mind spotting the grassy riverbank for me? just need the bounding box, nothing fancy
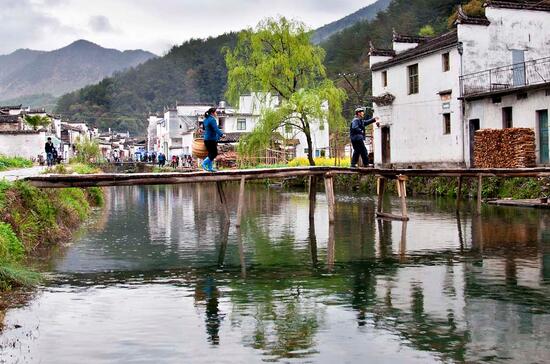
[0,155,33,171]
[0,180,104,291]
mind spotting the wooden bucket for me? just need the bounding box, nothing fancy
[192,138,208,158]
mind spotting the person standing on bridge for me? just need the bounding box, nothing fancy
[350,107,379,168]
[45,137,55,167]
[201,107,224,172]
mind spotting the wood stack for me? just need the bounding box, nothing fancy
[473,128,536,168]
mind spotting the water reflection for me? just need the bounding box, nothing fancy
[1,184,549,363]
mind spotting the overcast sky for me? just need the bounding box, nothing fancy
[0,0,376,55]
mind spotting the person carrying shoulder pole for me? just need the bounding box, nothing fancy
[201,107,224,172]
[350,107,379,168]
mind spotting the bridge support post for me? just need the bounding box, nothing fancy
[477,175,483,215]
[216,181,230,222]
[324,174,335,224]
[456,176,463,211]
[308,176,317,220]
[376,175,410,221]
[236,177,246,228]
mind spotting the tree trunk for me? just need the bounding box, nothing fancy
[304,119,315,166]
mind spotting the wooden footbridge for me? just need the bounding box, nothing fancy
[24,166,550,225]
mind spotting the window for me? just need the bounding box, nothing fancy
[319,123,325,131]
[492,96,502,104]
[382,71,388,87]
[442,53,450,72]
[517,92,528,100]
[304,148,309,155]
[408,64,419,94]
[315,149,320,157]
[237,118,246,131]
[443,113,451,134]
[502,107,513,128]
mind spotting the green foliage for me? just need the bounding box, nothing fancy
[419,25,436,36]
[0,222,24,262]
[74,137,101,163]
[0,264,41,290]
[86,187,104,206]
[226,17,347,166]
[0,181,104,290]
[448,0,485,28]
[23,114,51,130]
[57,188,90,221]
[0,155,33,171]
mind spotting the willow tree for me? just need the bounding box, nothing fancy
[225,17,346,166]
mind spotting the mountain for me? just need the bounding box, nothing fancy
[55,34,237,135]
[311,0,392,44]
[0,40,156,104]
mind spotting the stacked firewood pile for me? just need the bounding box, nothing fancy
[217,151,237,168]
[473,128,536,168]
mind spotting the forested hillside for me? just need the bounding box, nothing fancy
[55,0,469,135]
[311,0,391,44]
[56,34,236,134]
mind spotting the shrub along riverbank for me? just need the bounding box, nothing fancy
[332,174,548,200]
[0,180,104,292]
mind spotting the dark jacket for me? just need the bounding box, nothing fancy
[350,116,376,142]
[203,115,223,141]
[45,141,54,154]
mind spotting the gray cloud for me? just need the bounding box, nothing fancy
[89,15,115,33]
[0,0,78,54]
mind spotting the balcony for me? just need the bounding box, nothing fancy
[460,56,550,98]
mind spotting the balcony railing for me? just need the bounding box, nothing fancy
[460,56,550,97]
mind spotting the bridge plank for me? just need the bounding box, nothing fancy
[24,166,550,188]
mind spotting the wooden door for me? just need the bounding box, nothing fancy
[381,126,390,164]
[539,110,549,164]
[469,119,480,166]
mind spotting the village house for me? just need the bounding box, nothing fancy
[369,0,550,167]
[149,93,331,163]
[0,105,57,161]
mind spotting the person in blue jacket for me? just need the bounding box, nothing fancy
[202,107,224,172]
[350,107,379,168]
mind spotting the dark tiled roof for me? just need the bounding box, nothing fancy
[455,5,491,25]
[371,31,458,71]
[486,0,550,11]
[0,115,20,123]
[220,132,245,143]
[0,130,40,135]
[392,31,432,44]
[369,47,396,57]
[0,105,22,110]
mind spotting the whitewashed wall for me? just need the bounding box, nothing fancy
[0,131,45,160]
[372,47,463,167]
[459,8,550,75]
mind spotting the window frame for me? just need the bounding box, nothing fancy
[382,70,388,87]
[442,52,450,72]
[443,113,451,135]
[236,118,246,131]
[408,64,419,95]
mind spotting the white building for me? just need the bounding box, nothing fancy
[150,93,331,162]
[369,0,550,167]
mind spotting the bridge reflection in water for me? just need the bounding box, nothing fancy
[1,184,549,363]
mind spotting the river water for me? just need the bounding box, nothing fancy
[1,184,549,363]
